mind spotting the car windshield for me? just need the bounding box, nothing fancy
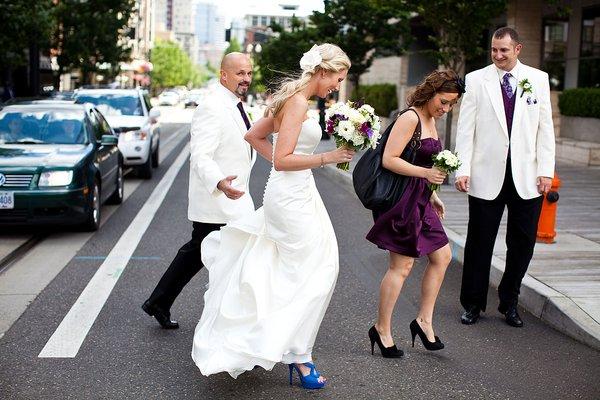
[0,109,88,145]
[75,93,143,116]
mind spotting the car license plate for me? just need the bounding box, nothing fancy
[0,191,14,209]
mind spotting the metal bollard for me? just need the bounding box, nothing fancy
[536,173,561,244]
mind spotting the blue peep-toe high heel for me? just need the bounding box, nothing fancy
[288,362,326,389]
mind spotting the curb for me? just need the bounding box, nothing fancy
[321,163,600,351]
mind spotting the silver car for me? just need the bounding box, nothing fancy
[74,89,160,179]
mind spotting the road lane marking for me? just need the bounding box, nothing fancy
[73,256,162,261]
[161,124,188,149]
[39,146,190,358]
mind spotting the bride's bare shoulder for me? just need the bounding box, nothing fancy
[282,94,309,112]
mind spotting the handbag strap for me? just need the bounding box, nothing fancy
[377,108,423,159]
[403,108,422,147]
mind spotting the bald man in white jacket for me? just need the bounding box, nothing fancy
[142,53,256,329]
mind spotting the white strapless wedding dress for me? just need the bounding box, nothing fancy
[192,118,339,378]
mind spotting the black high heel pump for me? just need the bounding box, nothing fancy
[368,326,404,358]
[409,319,444,351]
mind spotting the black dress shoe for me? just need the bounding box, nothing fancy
[502,307,523,328]
[461,306,481,325]
[142,300,179,329]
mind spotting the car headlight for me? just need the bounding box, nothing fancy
[39,170,73,187]
[120,130,148,141]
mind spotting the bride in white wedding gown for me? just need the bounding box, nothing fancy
[191,44,353,389]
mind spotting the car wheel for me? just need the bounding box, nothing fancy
[137,151,153,179]
[82,179,101,231]
[152,140,159,168]
[107,164,124,204]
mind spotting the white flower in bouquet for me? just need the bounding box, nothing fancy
[360,104,375,115]
[349,109,366,125]
[325,100,381,170]
[337,120,355,141]
[351,130,365,146]
[429,150,462,191]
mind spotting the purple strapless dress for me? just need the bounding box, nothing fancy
[366,138,449,258]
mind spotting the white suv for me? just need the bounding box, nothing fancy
[74,89,160,179]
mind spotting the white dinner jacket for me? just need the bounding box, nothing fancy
[188,84,256,224]
[454,61,555,200]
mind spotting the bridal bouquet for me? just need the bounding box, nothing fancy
[429,150,461,191]
[325,101,381,171]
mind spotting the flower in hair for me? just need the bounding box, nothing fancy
[299,45,322,73]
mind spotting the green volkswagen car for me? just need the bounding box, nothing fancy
[0,101,123,231]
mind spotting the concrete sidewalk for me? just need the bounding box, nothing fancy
[316,138,600,350]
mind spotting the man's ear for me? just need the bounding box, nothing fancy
[515,43,523,54]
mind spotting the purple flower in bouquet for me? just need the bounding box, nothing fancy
[324,100,382,171]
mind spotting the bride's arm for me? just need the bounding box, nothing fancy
[273,95,354,172]
[244,116,274,161]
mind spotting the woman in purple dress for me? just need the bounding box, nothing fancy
[366,70,465,356]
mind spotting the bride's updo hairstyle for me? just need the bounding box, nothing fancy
[406,70,465,107]
[267,43,351,116]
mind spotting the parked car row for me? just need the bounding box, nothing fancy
[0,88,161,231]
[157,87,209,108]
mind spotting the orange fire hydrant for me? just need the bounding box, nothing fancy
[537,174,561,244]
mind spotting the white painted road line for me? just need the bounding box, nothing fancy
[39,146,190,358]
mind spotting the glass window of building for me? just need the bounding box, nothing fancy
[579,6,600,87]
[542,19,568,90]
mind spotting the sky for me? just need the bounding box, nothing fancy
[204,0,326,24]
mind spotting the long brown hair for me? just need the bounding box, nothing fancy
[406,70,465,107]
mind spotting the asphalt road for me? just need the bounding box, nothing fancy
[0,123,598,399]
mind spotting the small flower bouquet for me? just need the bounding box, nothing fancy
[429,150,462,191]
[325,101,381,170]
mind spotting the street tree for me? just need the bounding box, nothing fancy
[0,0,54,69]
[310,0,413,89]
[415,0,506,149]
[257,18,319,90]
[151,40,204,89]
[224,37,242,55]
[52,0,135,85]
[0,0,54,96]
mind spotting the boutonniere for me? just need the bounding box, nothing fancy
[518,78,533,98]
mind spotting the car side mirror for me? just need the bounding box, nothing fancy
[100,135,118,146]
[149,108,161,119]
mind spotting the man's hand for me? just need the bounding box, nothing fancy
[537,176,552,194]
[455,176,470,192]
[217,175,245,200]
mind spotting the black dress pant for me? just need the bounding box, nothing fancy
[146,221,224,312]
[460,166,543,312]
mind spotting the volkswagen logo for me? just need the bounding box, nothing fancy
[0,173,5,187]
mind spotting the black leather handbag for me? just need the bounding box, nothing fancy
[352,108,422,212]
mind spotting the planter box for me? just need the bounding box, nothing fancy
[560,115,600,143]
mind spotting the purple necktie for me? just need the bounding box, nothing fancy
[502,73,514,99]
[236,102,253,158]
[236,102,252,130]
